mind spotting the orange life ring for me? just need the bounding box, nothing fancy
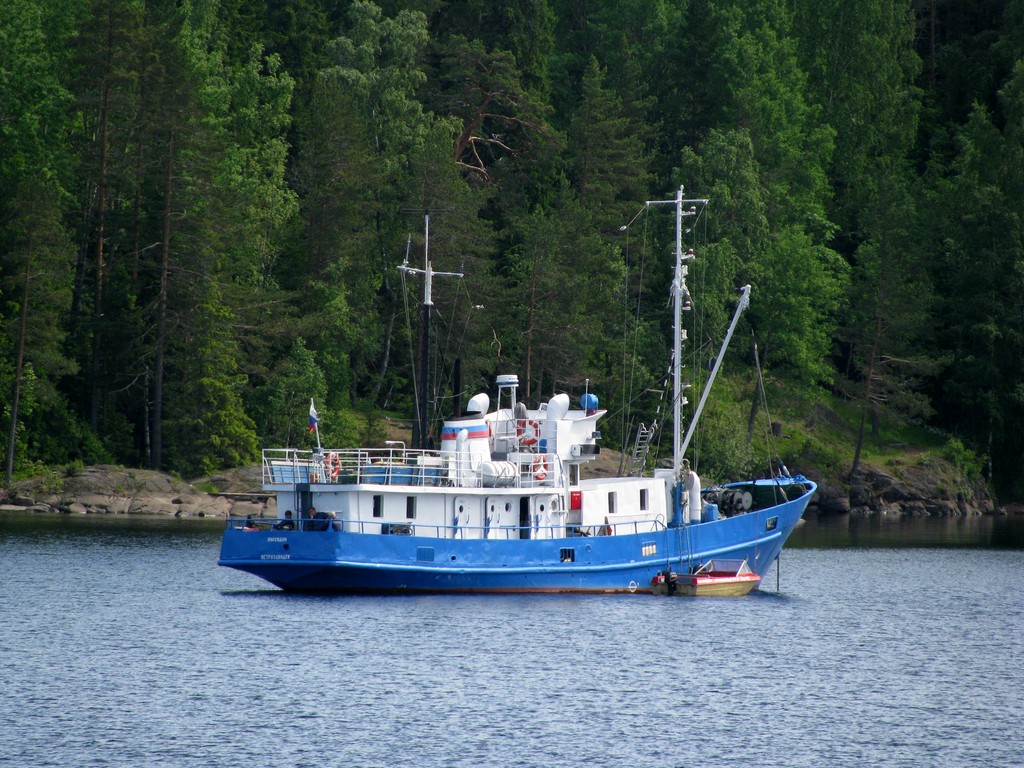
[517,419,540,446]
[533,455,548,481]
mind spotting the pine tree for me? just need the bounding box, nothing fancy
[566,56,650,233]
[0,0,78,481]
[68,0,144,436]
[923,101,1024,493]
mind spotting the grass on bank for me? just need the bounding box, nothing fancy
[748,376,984,488]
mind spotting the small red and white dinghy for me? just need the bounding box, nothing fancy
[651,558,761,597]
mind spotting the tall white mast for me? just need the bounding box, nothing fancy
[645,187,706,474]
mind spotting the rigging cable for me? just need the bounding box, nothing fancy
[633,214,656,456]
[752,336,789,505]
[619,208,660,473]
[398,234,421,429]
[621,206,651,441]
[641,205,677,471]
[619,213,634,466]
[433,277,460,417]
[434,279,481,416]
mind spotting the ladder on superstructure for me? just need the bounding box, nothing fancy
[627,420,657,476]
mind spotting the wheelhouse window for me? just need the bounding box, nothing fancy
[372,494,383,518]
[608,491,617,515]
[640,488,649,511]
[406,496,417,520]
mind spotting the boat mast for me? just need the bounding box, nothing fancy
[398,214,463,449]
[645,187,706,474]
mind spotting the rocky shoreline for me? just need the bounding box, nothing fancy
[0,457,1010,520]
[0,465,276,520]
[799,458,1000,517]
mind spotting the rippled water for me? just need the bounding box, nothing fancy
[1,514,1021,768]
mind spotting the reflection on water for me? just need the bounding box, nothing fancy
[0,511,225,537]
[4,509,1023,549]
[791,512,1024,549]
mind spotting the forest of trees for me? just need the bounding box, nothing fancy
[2,0,1023,495]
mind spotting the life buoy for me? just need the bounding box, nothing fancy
[517,419,540,446]
[533,455,548,481]
[327,452,340,480]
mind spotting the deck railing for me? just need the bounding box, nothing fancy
[228,514,666,540]
[262,447,562,489]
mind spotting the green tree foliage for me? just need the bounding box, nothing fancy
[306,1,448,410]
[549,0,669,124]
[431,0,556,98]
[924,101,1024,494]
[566,57,651,232]
[1,0,1022,495]
[501,192,623,403]
[208,41,299,387]
[398,120,496,410]
[289,74,379,406]
[0,0,82,480]
[432,34,554,183]
[794,0,920,232]
[68,0,144,436]
[791,0,932,478]
[249,338,327,448]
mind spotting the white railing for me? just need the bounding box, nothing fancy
[262,447,562,489]
[228,514,667,540]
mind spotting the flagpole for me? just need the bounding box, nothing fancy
[310,398,322,452]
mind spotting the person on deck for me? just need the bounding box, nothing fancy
[302,507,317,531]
[306,506,331,531]
[314,508,331,531]
[273,509,295,530]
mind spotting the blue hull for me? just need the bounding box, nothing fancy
[218,482,814,594]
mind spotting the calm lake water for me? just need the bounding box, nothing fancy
[1,512,1022,768]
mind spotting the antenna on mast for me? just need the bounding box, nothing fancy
[644,187,708,474]
[398,212,463,449]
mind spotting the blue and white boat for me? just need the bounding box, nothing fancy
[219,188,816,593]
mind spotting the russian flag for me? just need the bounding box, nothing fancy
[309,400,319,432]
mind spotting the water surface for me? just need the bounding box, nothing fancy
[1,513,1021,767]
